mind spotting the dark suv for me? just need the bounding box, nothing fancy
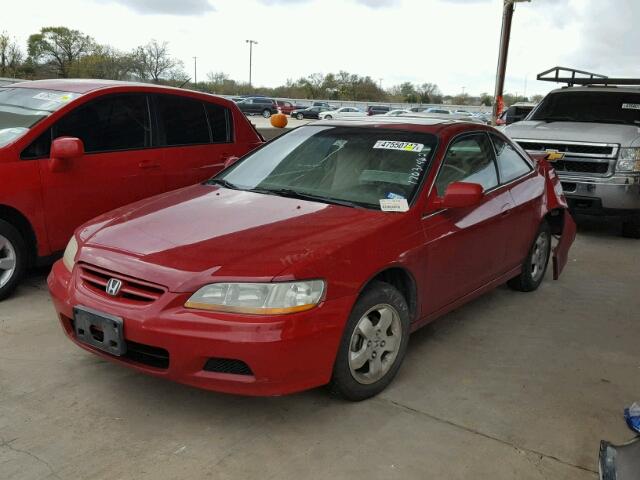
[367,105,390,116]
[236,97,279,118]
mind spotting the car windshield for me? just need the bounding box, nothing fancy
[530,91,640,125]
[212,126,437,210]
[0,87,81,147]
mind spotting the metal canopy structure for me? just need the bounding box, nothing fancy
[537,66,640,87]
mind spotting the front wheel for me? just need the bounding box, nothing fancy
[0,220,27,301]
[262,109,272,118]
[508,221,551,292]
[296,113,304,120]
[329,281,410,401]
[324,115,333,120]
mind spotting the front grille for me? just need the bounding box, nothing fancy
[550,160,610,174]
[516,140,616,157]
[203,358,253,376]
[125,341,170,369]
[79,263,165,304]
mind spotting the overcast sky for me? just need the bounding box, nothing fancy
[4,0,640,96]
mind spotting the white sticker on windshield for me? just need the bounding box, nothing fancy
[622,103,640,110]
[380,198,409,212]
[32,92,75,103]
[374,140,424,153]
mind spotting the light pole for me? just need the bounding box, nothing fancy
[193,56,197,85]
[492,0,531,124]
[246,40,258,86]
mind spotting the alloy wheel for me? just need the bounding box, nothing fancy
[530,231,550,282]
[0,234,17,289]
[348,303,402,385]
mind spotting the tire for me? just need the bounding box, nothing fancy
[324,115,333,120]
[508,221,552,292]
[0,219,27,301]
[622,217,640,239]
[296,113,304,120]
[262,109,272,118]
[329,281,410,401]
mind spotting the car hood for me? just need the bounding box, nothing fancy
[78,185,396,292]
[505,121,640,146]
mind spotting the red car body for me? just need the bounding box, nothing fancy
[48,120,576,396]
[0,79,263,263]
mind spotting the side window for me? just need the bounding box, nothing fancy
[21,128,52,160]
[54,94,150,153]
[205,103,232,143]
[491,135,532,183]
[435,134,498,196]
[155,95,210,146]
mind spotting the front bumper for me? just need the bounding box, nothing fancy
[558,173,640,216]
[48,260,354,396]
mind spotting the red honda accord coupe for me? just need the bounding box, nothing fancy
[48,118,576,400]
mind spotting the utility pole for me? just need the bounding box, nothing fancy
[379,78,383,89]
[246,40,258,86]
[492,0,531,124]
[193,56,197,85]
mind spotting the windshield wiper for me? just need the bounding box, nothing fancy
[207,178,242,190]
[248,187,371,209]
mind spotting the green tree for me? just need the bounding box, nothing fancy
[28,26,95,77]
[78,45,134,80]
[479,92,493,106]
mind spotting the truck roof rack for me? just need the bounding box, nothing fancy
[537,66,640,87]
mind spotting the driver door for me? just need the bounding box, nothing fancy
[420,133,514,315]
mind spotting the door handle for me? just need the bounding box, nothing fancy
[138,160,160,169]
[500,204,513,217]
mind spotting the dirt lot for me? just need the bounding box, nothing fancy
[1,217,639,480]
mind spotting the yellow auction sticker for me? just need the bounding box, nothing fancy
[373,140,424,153]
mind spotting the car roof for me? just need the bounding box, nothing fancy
[549,86,640,95]
[314,115,488,134]
[5,78,192,95]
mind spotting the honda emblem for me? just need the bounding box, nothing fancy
[105,278,123,297]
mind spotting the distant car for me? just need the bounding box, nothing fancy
[236,97,279,118]
[367,105,390,116]
[291,106,331,120]
[453,110,473,117]
[384,109,412,116]
[409,106,429,113]
[318,107,367,120]
[425,108,452,115]
[276,100,296,115]
[0,79,263,300]
[312,101,333,108]
[496,103,536,126]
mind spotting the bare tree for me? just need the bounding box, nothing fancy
[0,32,24,77]
[28,26,95,77]
[132,40,181,83]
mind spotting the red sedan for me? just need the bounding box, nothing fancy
[48,118,576,400]
[0,79,263,300]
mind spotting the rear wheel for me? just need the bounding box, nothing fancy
[622,217,640,239]
[262,109,272,118]
[508,221,551,292]
[0,220,27,301]
[296,113,304,120]
[324,115,333,120]
[329,281,410,401]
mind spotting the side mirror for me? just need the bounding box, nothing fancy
[223,156,240,169]
[435,182,483,209]
[49,137,84,173]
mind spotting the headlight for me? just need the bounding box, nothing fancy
[185,280,325,315]
[62,236,78,272]
[616,148,640,173]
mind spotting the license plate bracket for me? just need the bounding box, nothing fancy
[73,306,126,356]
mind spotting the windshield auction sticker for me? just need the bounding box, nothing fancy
[622,103,640,110]
[380,198,409,212]
[33,92,75,103]
[374,140,424,153]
